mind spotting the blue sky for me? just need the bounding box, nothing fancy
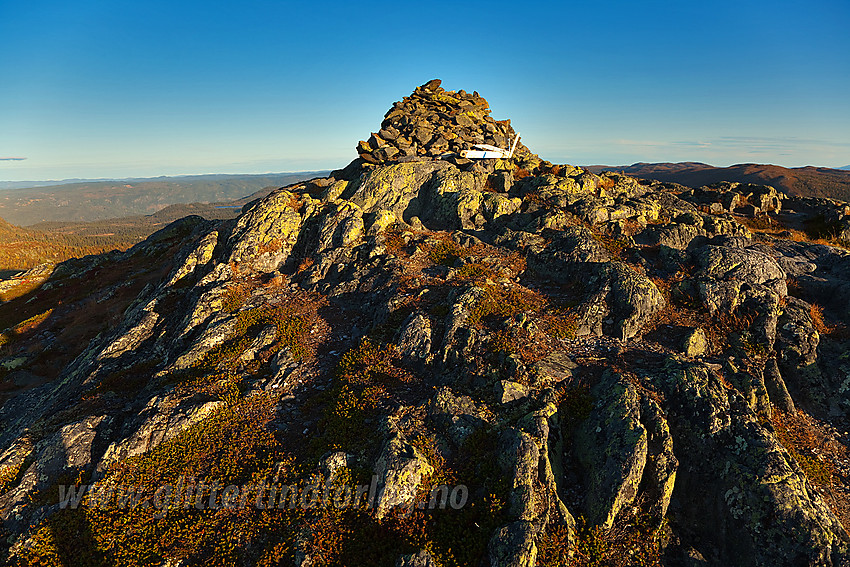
[1,0,849,181]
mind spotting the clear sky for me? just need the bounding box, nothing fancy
[1,0,849,181]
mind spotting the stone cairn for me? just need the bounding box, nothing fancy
[356,79,531,168]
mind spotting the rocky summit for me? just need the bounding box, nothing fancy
[1,81,850,566]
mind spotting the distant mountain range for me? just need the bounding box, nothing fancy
[0,183,291,271]
[0,172,328,225]
[586,162,850,202]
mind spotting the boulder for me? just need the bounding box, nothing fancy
[395,550,437,567]
[396,313,432,359]
[348,161,452,221]
[488,521,537,567]
[603,262,666,340]
[651,361,848,566]
[683,327,708,357]
[574,371,648,529]
[693,245,787,296]
[228,190,303,272]
[373,424,434,519]
[776,297,824,409]
[428,387,492,446]
[497,380,528,404]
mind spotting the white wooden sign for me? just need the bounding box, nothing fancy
[460,133,520,159]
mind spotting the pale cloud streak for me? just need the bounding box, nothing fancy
[614,137,850,152]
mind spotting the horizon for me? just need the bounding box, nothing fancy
[0,169,333,187]
[4,161,850,189]
[2,1,849,182]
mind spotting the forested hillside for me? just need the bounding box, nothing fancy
[0,172,326,225]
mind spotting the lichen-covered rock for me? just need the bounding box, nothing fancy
[483,193,522,221]
[374,424,434,519]
[535,226,611,274]
[428,387,493,446]
[697,279,743,314]
[96,301,161,361]
[603,261,666,340]
[169,312,235,371]
[763,357,796,413]
[166,230,219,287]
[440,286,485,363]
[228,189,303,272]
[683,327,708,357]
[533,351,577,385]
[776,296,824,409]
[640,398,678,520]
[498,429,541,521]
[395,549,437,567]
[531,234,663,340]
[497,380,528,404]
[652,361,848,566]
[97,396,223,472]
[314,201,365,254]
[693,245,787,295]
[348,161,452,221]
[239,324,277,362]
[423,167,488,229]
[574,371,648,529]
[396,313,432,359]
[3,80,850,567]
[488,521,538,567]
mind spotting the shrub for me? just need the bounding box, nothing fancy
[220,283,251,313]
[383,225,409,256]
[453,262,496,282]
[426,238,467,267]
[0,308,54,347]
[467,285,546,327]
[770,411,833,486]
[20,395,291,567]
[809,303,832,335]
[542,308,578,340]
[542,513,666,567]
[312,339,413,456]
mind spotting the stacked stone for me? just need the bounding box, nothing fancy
[356,79,528,166]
